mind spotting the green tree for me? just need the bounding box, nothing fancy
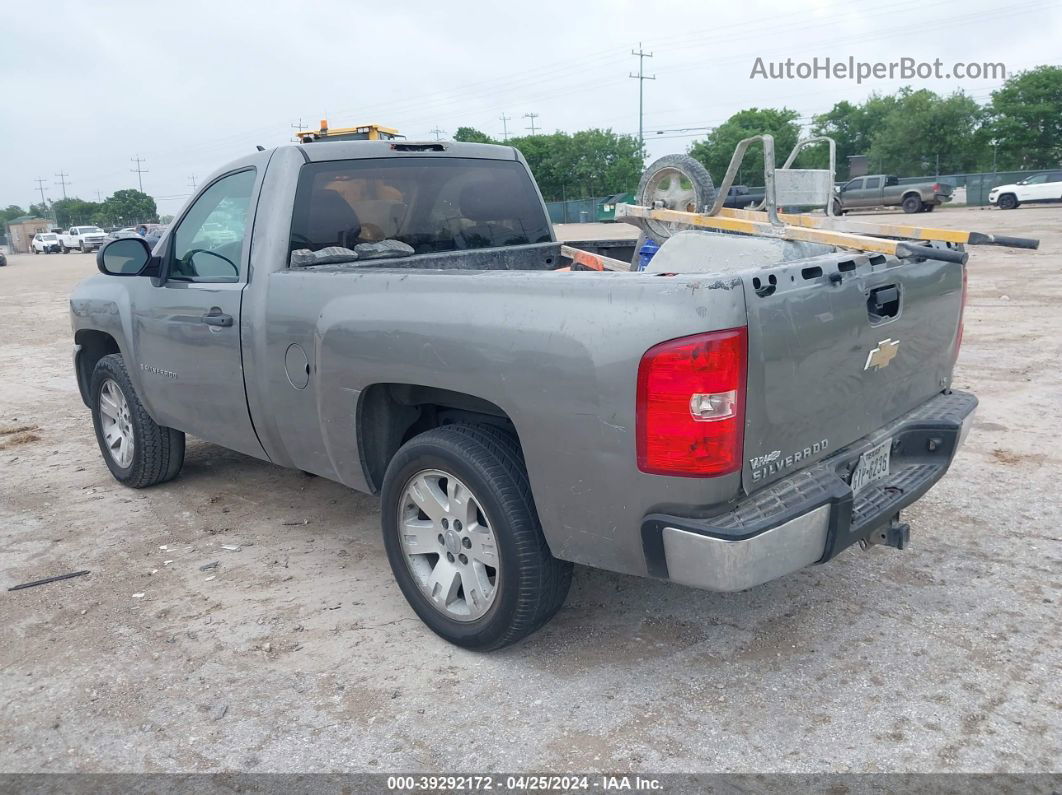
[810,94,900,178]
[688,108,801,184]
[29,202,52,220]
[986,65,1062,170]
[96,189,158,226]
[509,129,642,201]
[868,88,986,176]
[453,126,496,144]
[1,205,27,223]
[52,198,101,227]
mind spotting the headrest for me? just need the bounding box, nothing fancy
[306,189,361,245]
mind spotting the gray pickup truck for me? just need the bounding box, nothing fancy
[833,174,954,214]
[70,141,976,650]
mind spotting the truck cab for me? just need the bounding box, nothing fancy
[61,226,107,253]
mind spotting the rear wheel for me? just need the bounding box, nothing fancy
[90,354,185,488]
[61,244,68,254]
[997,193,1019,210]
[902,195,923,214]
[381,424,572,650]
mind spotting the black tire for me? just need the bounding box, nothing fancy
[61,245,68,254]
[32,247,39,255]
[997,193,1018,210]
[636,154,715,241]
[90,353,185,488]
[901,194,923,214]
[79,242,86,253]
[381,424,572,650]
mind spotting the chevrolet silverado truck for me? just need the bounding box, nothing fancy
[832,174,954,214]
[61,225,108,253]
[70,141,976,650]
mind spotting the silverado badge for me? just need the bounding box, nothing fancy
[864,338,899,371]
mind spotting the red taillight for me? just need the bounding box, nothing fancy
[954,265,968,361]
[636,328,747,477]
[932,183,941,193]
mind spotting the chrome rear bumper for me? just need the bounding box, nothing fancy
[642,390,977,592]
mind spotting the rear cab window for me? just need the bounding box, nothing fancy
[288,157,551,260]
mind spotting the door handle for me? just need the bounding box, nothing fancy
[201,309,233,327]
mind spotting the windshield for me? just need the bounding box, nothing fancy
[77,226,104,234]
[41,234,57,240]
[289,157,551,257]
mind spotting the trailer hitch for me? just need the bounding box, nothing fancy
[860,514,911,551]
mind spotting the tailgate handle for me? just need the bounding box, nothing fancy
[868,285,900,320]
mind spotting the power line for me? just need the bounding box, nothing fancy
[429,125,446,141]
[34,178,48,206]
[629,42,656,150]
[523,112,540,135]
[499,113,512,141]
[54,171,70,200]
[188,175,198,191]
[130,155,148,192]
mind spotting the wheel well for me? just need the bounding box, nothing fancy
[74,330,120,406]
[357,384,520,493]
[901,191,922,202]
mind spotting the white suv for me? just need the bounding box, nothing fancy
[32,232,62,254]
[989,171,1062,210]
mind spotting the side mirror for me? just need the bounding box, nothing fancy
[97,237,154,276]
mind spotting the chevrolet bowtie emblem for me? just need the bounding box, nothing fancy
[864,338,900,370]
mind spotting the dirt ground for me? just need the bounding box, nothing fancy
[1,206,1059,774]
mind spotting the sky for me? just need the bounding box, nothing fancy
[2,0,1059,217]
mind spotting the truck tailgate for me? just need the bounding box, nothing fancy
[740,252,964,493]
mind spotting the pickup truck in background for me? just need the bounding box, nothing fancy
[989,170,1062,209]
[833,174,954,214]
[70,141,976,650]
[61,225,108,253]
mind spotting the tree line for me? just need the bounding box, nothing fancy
[457,65,1061,198]
[1,189,159,229]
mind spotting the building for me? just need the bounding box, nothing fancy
[4,216,53,254]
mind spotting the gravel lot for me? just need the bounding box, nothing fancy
[1,206,1059,774]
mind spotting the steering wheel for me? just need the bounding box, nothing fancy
[182,248,238,279]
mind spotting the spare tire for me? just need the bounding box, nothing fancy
[636,155,715,241]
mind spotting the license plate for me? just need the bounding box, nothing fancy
[851,438,891,495]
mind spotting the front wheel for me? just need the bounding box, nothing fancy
[90,354,185,488]
[997,193,1019,210]
[381,424,572,650]
[61,245,68,254]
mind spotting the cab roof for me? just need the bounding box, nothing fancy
[296,140,520,162]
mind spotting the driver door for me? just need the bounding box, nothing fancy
[129,168,266,459]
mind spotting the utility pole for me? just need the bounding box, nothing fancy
[629,42,655,150]
[523,112,539,135]
[54,171,70,199]
[34,177,48,205]
[130,155,148,192]
[499,113,512,141]
[188,175,198,191]
[96,190,102,202]
[429,126,446,141]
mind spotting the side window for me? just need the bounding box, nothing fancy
[864,177,881,189]
[1024,174,1048,184]
[845,179,863,191]
[1047,172,1062,183]
[170,169,256,283]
